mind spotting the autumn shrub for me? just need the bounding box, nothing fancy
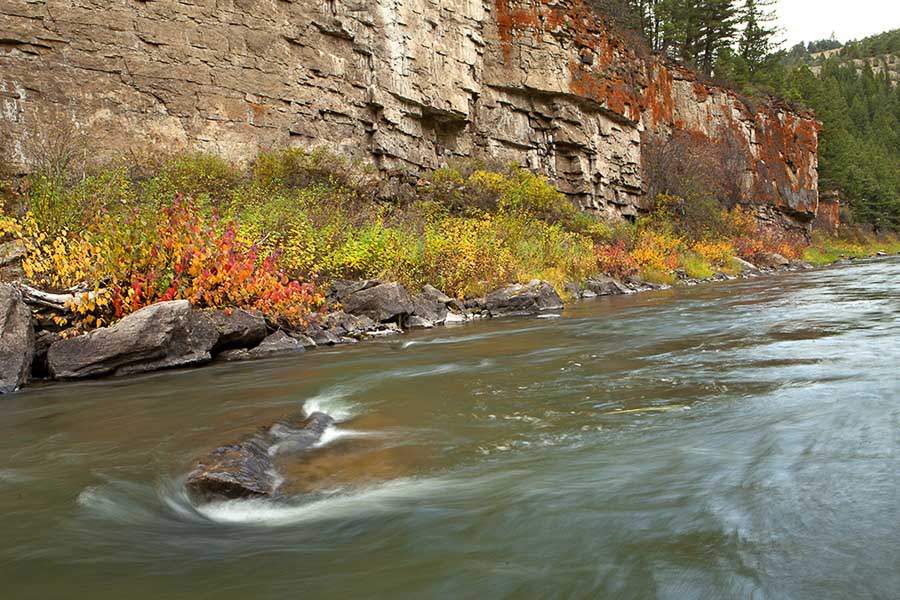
[422,215,514,298]
[630,229,682,274]
[252,147,382,201]
[496,215,596,292]
[691,240,735,266]
[424,165,579,225]
[16,199,323,330]
[681,252,715,279]
[140,152,241,209]
[595,240,638,279]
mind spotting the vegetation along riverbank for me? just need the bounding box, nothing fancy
[1,149,898,393]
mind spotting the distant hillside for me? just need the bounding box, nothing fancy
[780,29,900,230]
[787,29,900,85]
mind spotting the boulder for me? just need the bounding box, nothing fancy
[731,257,759,273]
[485,280,563,317]
[185,411,334,501]
[218,331,305,361]
[303,321,345,346]
[583,276,630,297]
[326,279,380,304]
[193,308,267,353]
[0,239,26,267]
[339,281,414,323]
[0,240,26,282]
[47,300,217,379]
[321,311,377,338]
[409,284,454,327]
[758,252,790,268]
[0,284,35,393]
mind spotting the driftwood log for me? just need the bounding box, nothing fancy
[16,283,106,312]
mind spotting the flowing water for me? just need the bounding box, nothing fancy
[1,259,898,599]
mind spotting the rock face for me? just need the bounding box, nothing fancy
[0,0,818,229]
[0,284,35,393]
[486,280,563,317]
[47,300,217,379]
[185,411,335,502]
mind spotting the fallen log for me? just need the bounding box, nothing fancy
[184,411,334,502]
[16,283,106,312]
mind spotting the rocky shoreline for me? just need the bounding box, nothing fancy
[0,252,890,395]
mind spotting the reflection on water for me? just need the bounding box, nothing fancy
[1,258,899,599]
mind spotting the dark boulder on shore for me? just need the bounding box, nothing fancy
[47,300,218,379]
[582,276,630,297]
[485,280,563,317]
[193,308,267,353]
[758,252,791,268]
[409,284,462,327]
[0,284,35,393]
[337,281,415,323]
[217,330,308,362]
[185,411,334,502]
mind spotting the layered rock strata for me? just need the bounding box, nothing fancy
[0,0,818,226]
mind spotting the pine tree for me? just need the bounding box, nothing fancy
[738,0,778,73]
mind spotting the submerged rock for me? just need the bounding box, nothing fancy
[485,280,563,317]
[185,411,335,501]
[0,284,35,393]
[47,300,217,379]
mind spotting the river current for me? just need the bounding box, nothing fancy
[1,258,898,599]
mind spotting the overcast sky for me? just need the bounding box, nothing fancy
[776,0,900,48]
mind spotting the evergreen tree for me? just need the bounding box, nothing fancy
[738,0,778,73]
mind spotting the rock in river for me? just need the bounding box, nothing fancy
[0,284,35,393]
[185,412,335,501]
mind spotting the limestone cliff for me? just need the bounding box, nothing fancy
[0,0,819,227]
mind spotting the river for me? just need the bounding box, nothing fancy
[1,258,898,599]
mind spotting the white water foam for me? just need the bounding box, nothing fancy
[0,468,33,484]
[194,477,449,526]
[194,471,520,527]
[302,386,359,422]
[400,327,542,349]
[314,425,376,448]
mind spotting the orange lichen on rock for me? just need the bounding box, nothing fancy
[692,81,710,102]
[641,64,675,127]
[750,108,821,217]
